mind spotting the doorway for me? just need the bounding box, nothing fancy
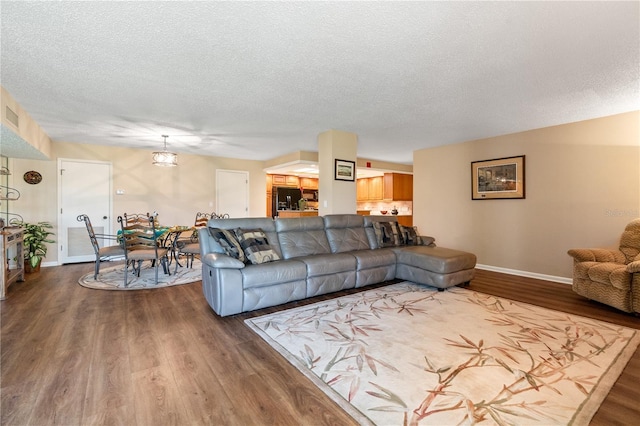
[216,170,249,218]
[58,159,113,263]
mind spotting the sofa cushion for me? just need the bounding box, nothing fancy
[394,246,477,274]
[276,216,331,259]
[234,228,281,265]
[208,227,246,262]
[323,214,371,253]
[297,253,356,277]
[240,259,307,288]
[372,221,404,247]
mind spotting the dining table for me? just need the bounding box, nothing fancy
[157,226,195,271]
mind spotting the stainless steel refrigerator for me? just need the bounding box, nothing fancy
[271,186,302,217]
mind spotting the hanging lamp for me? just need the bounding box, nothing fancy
[152,135,178,167]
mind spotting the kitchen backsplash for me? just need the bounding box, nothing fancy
[356,200,413,216]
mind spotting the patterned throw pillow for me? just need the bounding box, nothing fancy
[372,221,404,248]
[233,228,281,265]
[207,227,246,262]
[400,225,423,246]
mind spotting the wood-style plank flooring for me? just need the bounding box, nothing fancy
[1,265,639,425]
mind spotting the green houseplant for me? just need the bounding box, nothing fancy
[17,221,56,271]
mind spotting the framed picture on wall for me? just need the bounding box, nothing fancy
[471,155,525,200]
[334,159,356,181]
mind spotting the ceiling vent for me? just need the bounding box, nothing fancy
[5,106,19,129]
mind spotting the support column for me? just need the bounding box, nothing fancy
[317,129,358,216]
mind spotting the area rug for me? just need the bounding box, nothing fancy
[245,282,640,425]
[78,259,202,290]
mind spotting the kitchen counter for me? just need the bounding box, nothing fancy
[277,210,318,218]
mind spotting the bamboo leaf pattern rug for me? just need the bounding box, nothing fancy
[245,282,639,425]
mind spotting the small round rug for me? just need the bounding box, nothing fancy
[78,259,202,290]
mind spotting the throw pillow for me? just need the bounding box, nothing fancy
[234,228,281,265]
[207,227,246,262]
[400,225,423,246]
[372,221,404,248]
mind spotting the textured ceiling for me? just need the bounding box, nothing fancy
[1,1,638,164]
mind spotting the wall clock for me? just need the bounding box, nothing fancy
[23,170,42,185]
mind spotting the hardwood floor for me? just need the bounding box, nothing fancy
[1,265,639,425]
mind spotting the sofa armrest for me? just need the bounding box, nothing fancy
[420,236,436,247]
[567,248,625,263]
[202,253,245,269]
[627,260,640,273]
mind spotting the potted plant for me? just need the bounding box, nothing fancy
[17,221,56,273]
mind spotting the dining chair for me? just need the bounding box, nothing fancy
[175,212,216,269]
[77,214,125,279]
[117,214,170,287]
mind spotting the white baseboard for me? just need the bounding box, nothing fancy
[476,264,572,285]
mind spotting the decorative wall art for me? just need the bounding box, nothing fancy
[334,159,355,181]
[23,170,42,185]
[471,155,525,200]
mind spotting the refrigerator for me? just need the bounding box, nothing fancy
[272,186,303,217]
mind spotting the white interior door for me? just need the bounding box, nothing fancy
[216,170,249,218]
[58,159,112,264]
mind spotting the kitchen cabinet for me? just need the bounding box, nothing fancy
[356,179,369,201]
[270,174,299,187]
[369,176,383,200]
[300,177,318,190]
[356,177,384,201]
[384,173,413,201]
[277,211,318,218]
[396,216,413,227]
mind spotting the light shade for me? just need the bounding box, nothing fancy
[152,135,178,167]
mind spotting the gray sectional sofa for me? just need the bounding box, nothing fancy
[198,214,476,316]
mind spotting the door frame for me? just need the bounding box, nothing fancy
[57,158,114,264]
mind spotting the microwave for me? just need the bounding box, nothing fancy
[302,188,318,201]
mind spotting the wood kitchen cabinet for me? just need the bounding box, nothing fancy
[396,216,413,227]
[270,174,300,187]
[384,173,413,201]
[299,177,318,190]
[356,178,369,201]
[277,211,318,218]
[356,177,384,201]
[369,176,383,200]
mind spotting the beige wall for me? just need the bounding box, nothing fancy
[1,86,52,159]
[413,111,640,280]
[7,141,267,265]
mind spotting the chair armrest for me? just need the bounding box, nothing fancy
[567,248,625,263]
[95,233,120,241]
[202,253,245,269]
[627,260,640,273]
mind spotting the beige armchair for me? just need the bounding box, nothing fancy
[567,218,640,313]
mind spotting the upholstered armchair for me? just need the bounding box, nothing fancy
[567,218,640,314]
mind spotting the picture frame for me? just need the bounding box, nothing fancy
[471,155,525,200]
[334,159,356,181]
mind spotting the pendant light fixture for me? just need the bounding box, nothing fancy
[152,135,178,167]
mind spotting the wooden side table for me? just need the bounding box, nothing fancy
[1,227,25,300]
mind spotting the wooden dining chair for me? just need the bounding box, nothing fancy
[117,214,169,287]
[77,214,125,279]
